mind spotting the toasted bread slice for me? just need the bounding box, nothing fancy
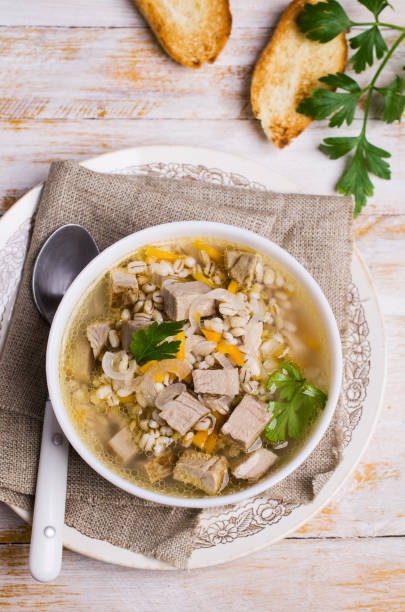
[134,0,232,69]
[251,0,347,148]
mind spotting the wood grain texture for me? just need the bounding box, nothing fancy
[1,0,404,27]
[0,119,404,216]
[0,536,404,611]
[0,0,404,605]
[0,26,404,121]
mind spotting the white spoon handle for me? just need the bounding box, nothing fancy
[29,399,68,582]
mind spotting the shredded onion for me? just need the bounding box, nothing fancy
[194,413,216,434]
[187,289,245,335]
[101,351,137,382]
[246,437,263,453]
[273,440,288,450]
[218,469,229,493]
[140,359,191,405]
[155,383,186,410]
[213,352,234,369]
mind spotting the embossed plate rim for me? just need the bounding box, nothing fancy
[0,145,385,570]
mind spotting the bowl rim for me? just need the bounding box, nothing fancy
[46,221,342,508]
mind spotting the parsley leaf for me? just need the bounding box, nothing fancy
[350,27,388,73]
[297,73,362,127]
[295,1,405,217]
[375,76,405,123]
[321,135,391,216]
[363,139,391,178]
[129,320,186,365]
[296,0,353,42]
[358,0,391,18]
[264,362,327,444]
[320,136,359,159]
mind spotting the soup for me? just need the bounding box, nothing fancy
[60,238,329,498]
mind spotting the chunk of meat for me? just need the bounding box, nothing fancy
[121,320,150,352]
[159,391,209,435]
[173,449,228,495]
[224,249,240,269]
[225,249,259,288]
[108,427,138,463]
[231,448,278,481]
[221,394,271,450]
[143,450,175,483]
[192,368,239,396]
[86,321,111,358]
[162,281,215,321]
[111,269,138,307]
[69,335,93,383]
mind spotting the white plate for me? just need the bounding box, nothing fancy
[0,145,385,570]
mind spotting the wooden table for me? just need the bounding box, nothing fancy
[1,1,404,609]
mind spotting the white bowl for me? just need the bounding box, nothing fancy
[47,221,342,508]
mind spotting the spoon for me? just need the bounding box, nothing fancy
[29,224,99,582]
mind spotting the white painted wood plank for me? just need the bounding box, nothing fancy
[1,27,404,121]
[1,0,404,28]
[355,217,405,316]
[0,537,404,611]
[0,119,403,215]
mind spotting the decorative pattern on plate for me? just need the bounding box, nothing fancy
[0,218,31,334]
[195,498,300,548]
[0,162,371,551]
[112,162,266,192]
[340,282,371,447]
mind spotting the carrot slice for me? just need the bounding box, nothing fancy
[139,360,158,373]
[192,271,215,288]
[216,342,245,367]
[194,240,223,263]
[204,432,218,454]
[145,246,180,262]
[176,331,185,360]
[227,280,238,294]
[201,329,221,343]
[192,430,209,450]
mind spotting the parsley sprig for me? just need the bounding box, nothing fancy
[264,362,327,444]
[129,320,186,365]
[296,0,405,216]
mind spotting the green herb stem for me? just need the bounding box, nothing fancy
[296,1,405,216]
[352,22,405,32]
[361,30,405,135]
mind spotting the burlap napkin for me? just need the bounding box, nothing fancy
[0,160,353,568]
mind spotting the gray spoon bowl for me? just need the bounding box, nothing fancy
[29,224,98,582]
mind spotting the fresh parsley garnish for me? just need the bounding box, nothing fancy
[264,362,327,444]
[296,0,352,43]
[375,76,405,123]
[349,26,388,73]
[129,320,186,365]
[297,73,362,127]
[296,0,405,216]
